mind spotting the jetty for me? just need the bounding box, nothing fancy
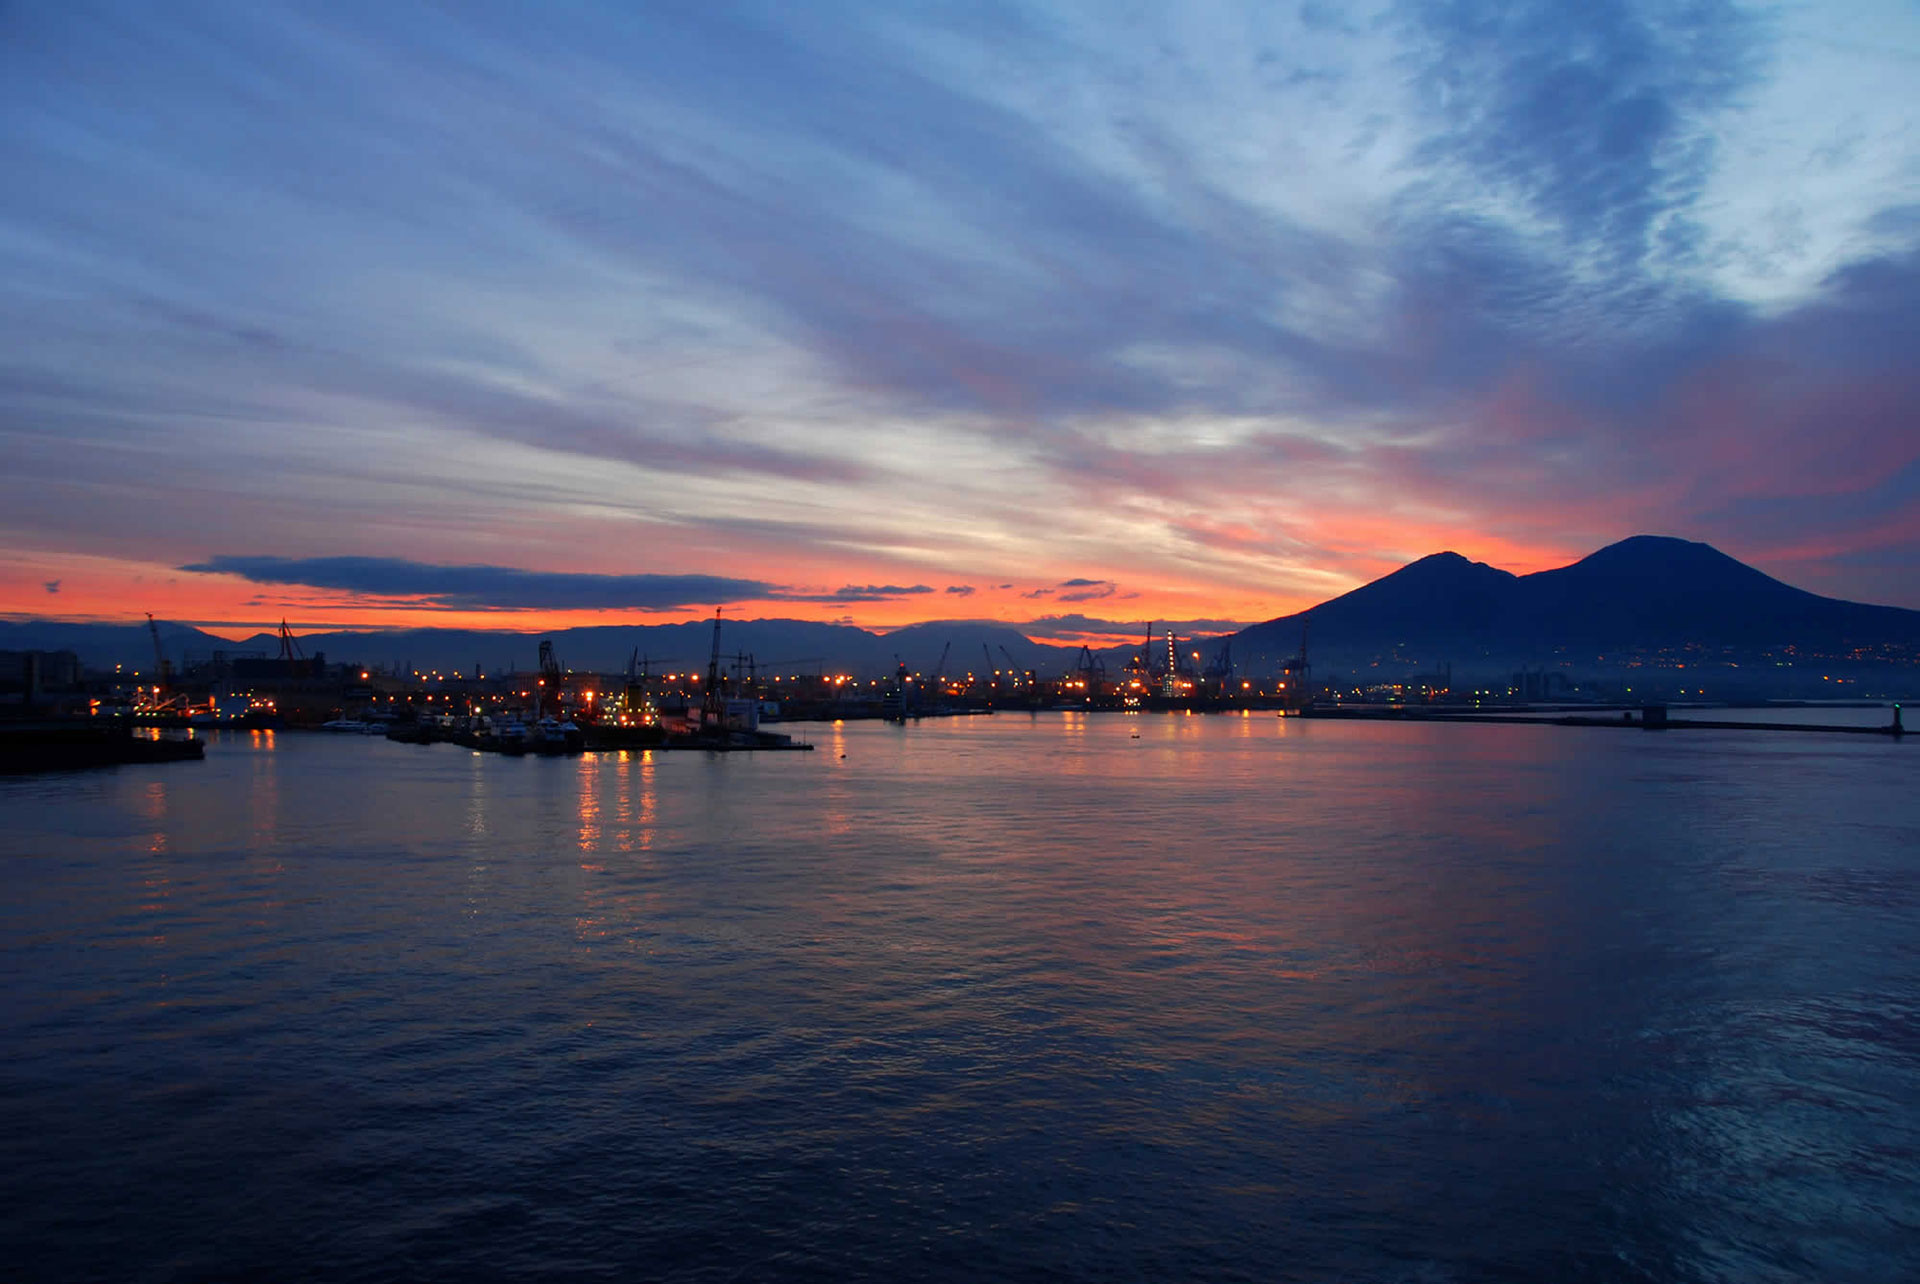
[0,720,205,774]
[1300,703,1906,738]
[385,717,811,755]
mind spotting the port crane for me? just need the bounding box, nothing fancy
[1074,644,1105,694]
[537,639,562,717]
[622,649,654,723]
[1280,614,1312,697]
[140,613,191,714]
[701,609,725,730]
[1202,639,1234,686]
[997,644,1021,690]
[146,613,173,689]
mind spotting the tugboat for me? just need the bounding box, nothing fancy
[881,659,911,721]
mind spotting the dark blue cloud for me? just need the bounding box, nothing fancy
[1057,583,1117,604]
[1021,578,1119,603]
[183,556,779,612]
[184,556,954,610]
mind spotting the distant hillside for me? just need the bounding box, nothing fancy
[1233,535,1920,679]
[0,616,1077,678]
[0,619,230,671]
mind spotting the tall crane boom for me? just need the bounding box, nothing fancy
[537,639,562,718]
[146,613,172,688]
[1280,612,1312,696]
[702,609,725,729]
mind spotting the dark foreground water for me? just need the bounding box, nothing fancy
[3,715,1916,1282]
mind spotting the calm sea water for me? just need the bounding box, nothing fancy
[3,715,1916,1283]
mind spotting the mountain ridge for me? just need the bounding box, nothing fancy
[0,616,1076,679]
[7,536,1918,684]
[1231,535,1920,673]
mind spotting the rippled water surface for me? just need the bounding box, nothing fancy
[4,715,1917,1282]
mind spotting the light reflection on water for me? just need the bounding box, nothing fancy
[1,716,1916,1283]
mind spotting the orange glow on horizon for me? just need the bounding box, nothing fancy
[0,526,1608,645]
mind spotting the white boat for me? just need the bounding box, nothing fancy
[484,714,532,752]
[531,716,583,753]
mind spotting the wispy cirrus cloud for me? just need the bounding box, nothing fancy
[2,0,1917,628]
[781,584,937,604]
[1019,614,1250,642]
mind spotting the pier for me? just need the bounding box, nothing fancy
[1299,703,1908,737]
[383,719,812,755]
[0,720,205,773]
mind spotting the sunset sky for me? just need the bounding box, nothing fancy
[3,1,1917,643]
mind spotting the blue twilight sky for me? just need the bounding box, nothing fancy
[2,0,1918,634]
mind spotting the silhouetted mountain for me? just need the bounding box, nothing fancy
[1295,551,1518,643]
[1514,535,1915,650]
[1232,551,1516,665]
[1234,535,1920,677]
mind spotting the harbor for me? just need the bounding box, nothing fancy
[3,609,1909,775]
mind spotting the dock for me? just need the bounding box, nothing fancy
[1,720,205,773]
[383,720,812,755]
[1299,704,1907,737]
